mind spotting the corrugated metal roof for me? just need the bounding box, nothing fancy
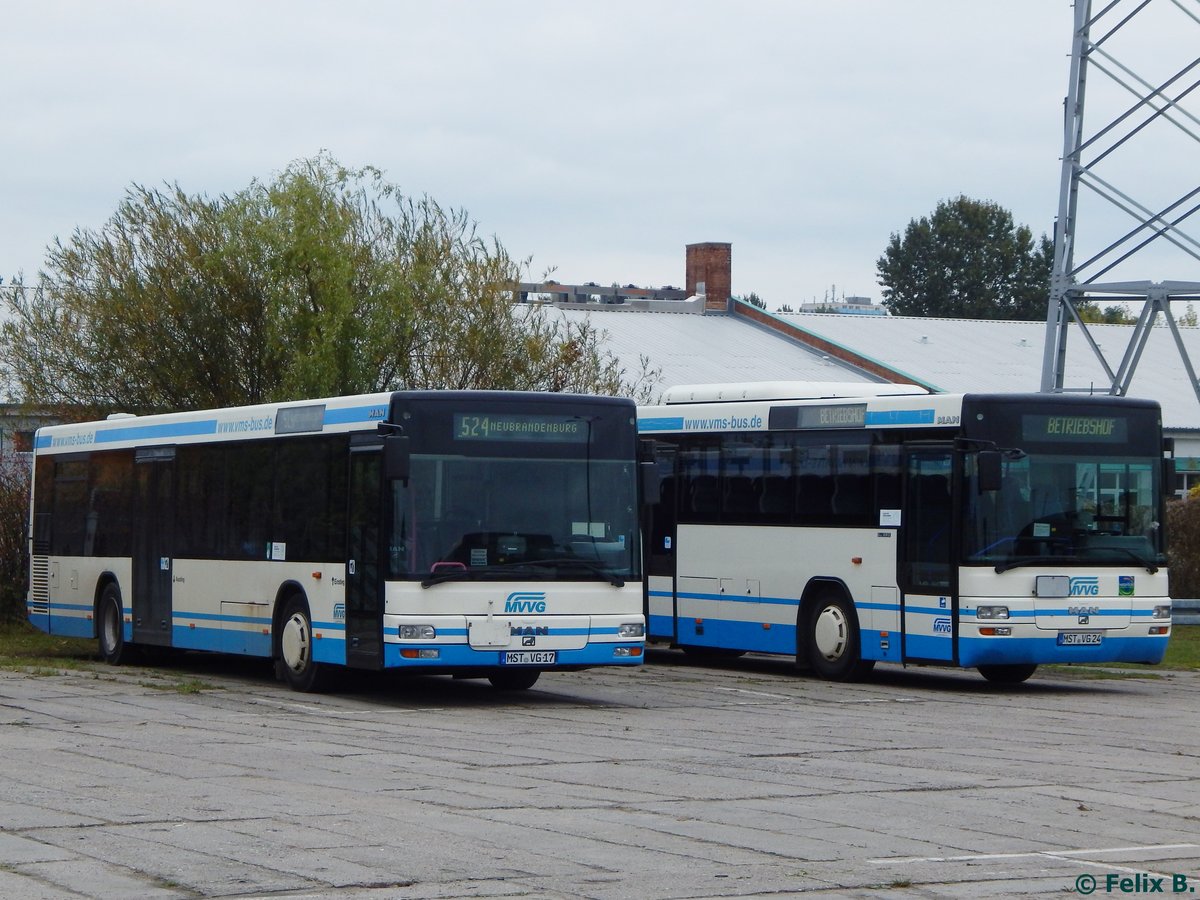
[536,304,1200,432]
[544,307,878,400]
[776,312,1200,431]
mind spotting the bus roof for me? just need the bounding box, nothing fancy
[34,392,396,454]
[661,381,929,404]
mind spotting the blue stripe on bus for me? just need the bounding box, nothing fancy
[638,417,685,432]
[323,405,388,425]
[864,409,936,426]
[958,634,1168,667]
[97,419,219,443]
[650,611,1170,667]
[382,642,643,668]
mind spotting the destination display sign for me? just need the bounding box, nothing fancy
[453,413,588,443]
[769,404,867,430]
[1022,414,1128,444]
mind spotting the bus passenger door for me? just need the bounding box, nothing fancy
[642,443,678,641]
[346,445,383,669]
[133,447,175,647]
[900,447,956,663]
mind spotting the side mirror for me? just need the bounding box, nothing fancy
[977,450,1002,493]
[384,435,411,482]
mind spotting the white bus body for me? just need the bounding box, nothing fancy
[29,391,645,691]
[639,383,1171,683]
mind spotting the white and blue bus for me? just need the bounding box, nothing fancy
[27,390,646,691]
[639,382,1172,683]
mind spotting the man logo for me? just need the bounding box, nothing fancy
[504,591,547,613]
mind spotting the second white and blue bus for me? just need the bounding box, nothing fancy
[638,382,1172,683]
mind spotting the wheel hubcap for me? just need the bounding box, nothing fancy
[102,601,119,652]
[281,613,311,673]
[813,605,849,661]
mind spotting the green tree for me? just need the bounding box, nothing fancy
[876,196,1054,319]
[1,153,658,417]
[0,455,29,623]
[1076,301,1137,324]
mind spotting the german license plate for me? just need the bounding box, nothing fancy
[1057,632,1102,646]
[502,650,556,666]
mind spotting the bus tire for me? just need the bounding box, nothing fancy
[805,591,875,682]
[276,595,329,693]
[488,669,540,691]
[98,583,133,665]
[978,663,1037,684]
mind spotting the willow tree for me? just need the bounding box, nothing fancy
[1,153,656,416]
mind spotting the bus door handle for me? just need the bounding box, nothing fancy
[349,559,356,575]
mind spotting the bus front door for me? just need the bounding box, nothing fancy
[132,448,175,647]
[346,446,383,669]
[900,447,956,663]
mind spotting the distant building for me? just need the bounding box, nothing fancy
[0,404,56,462]
[798,295,887,316]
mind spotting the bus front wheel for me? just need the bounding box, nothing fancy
[805,592,875,682]
[98,583,133,665]
[276,596,329,693]
[978,663,1037,684]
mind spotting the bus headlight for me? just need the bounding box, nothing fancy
[976,606,1010,620]
[618,623,645,638]
[399,624,437,640]
[613,646,643,657]
[1153,605,1171,619]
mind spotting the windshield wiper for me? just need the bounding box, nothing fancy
[994,546,1160,574]
[522,558,626,587]
[993,554,1070,574]
[1083,545,1160,574]
[421,563,542,589]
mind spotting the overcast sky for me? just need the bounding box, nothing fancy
[4,1,1197,309]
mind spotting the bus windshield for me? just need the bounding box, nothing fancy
[391,455,640,581]
[960,400,1166,571]
[384,397,641,583]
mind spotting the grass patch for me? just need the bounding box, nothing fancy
[1162,624,1200,669]
[0,619,97,672]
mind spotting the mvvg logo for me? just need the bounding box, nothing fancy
[1069,576,1100,596]
[504,591,547,613]
[933,617,952,634]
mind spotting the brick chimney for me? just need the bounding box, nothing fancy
[686,242,732,312]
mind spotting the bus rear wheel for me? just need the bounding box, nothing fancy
[98,583,133,665]
[978,663,1037,684]
[805,592,875,682]
[488,669,540,691]
[276,596,329,693]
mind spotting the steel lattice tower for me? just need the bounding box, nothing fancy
[1041,0,1200,399]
